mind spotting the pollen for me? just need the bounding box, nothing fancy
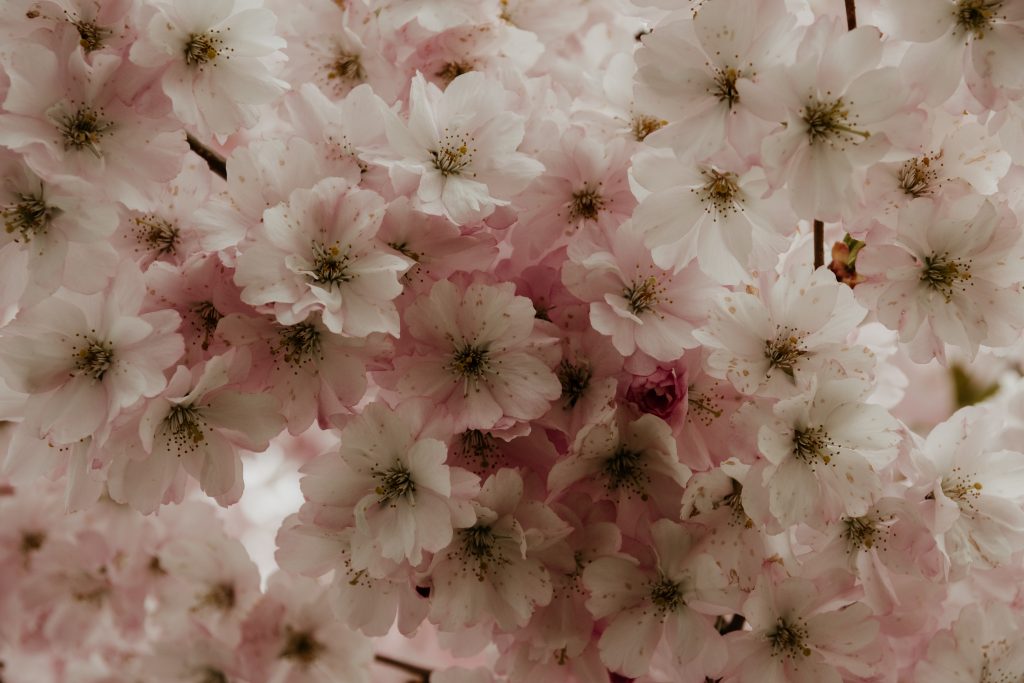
[955,0,1002,39]
[373,463,416,505]
[792,425,833,464]
[648,574,684,613]
[623,276,662,315]
[327,50,365,84]
[920,252,972,303]
[189,300,222,350]
[56,106,113,157]
[555,359,593,409]
[165,403,206,450]
[763,328,806,378]
[897,156,939,197]
[73,19,110,52]
[842,515,879,550]
[800,97,870,148]
[459,524,508,579]
[72,338,114,380]
[3,193,57,242]
[568,186,605,221]
[697,168,740,216]
[132,215,180,256]
[276,322,323,367]
[711,66,740,108]
[308,242,353,289]
[448,343,491,380]
[184,31,222,66]
[767,617,812,659]
[602,445,650,499]
[630,114,667,142]
[436,61,474,84]
[431,131,474,177]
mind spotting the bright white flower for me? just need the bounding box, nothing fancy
[234,177,411,337]
[855,196,1024,364]
[130,0,288,137]
[739,19,924,221]
[631,148,795,284]
[696,267,872,398]
[750,378,900,528]
[376,71,543,225]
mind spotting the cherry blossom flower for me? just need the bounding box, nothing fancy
[375,71,543,225]
[914,602,1024,683]
[631,148,795,284]
[738,19,925,221]
[234,177,412,337]
[724,577,882,683]
[238,572,374,683]
[129,0,288,137]
[0,263,183,445]
[427,468,570,632]
[0,40,186,210]
[855,196,1024,363]
[561,221,716,362]
[696,267,872,398]
[106,351,284,514]
[548,409,691,518]
[748,378,900,528]
[393,278,562,432]
[582,519,729,678]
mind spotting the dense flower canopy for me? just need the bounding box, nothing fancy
[3,0,1024,682]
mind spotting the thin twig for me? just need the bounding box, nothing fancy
[375,654,432,682]
[844,0,857,30]
[186,133,227,180]
[813,219,825,269]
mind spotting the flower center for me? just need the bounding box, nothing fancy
[190,301,222,350]
[920,253,972,303]
[897,156,938,197]
[698,168,740,214]
[20,530,45,555]
[308,242,352,289]
[436,61,474,84]
[184,32,221,66]
[603,445,650,499]
[56,106,113,157]
[793,426,832,464]
[198,582,235,611]
[166,403,206,449]
[327,50,365,83]
[764,330,806,378]
[767,617,812,659]
[941,465,984,512]
[73,19,110,52]
[842,515,879,550]
[279,627,325,665]
[200,669,228,683]
[801,97,870,147]
[431,131,474,177]
[455,429,502,470]
[955,0,1001,38]
[569,186,605,221]
[132,215,180,256]
[711,67,740,108]
[630,114,666,142]
[448,343,491,380]
[276,322,322,366]
[649,574,684,613]
[3,193,57,242]
[374,464,416,505]
[460,524,507,578]
[73,338,114,380]
[556,359,592,409]
[623,276,661,315]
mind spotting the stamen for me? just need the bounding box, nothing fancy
[897,156,938,197]
[801,97,870,148]
[698,168,740,215]
[955,0,1001,39]
[630,114,666,142]
[711,67,740,108]
[132,215,180,256]
[165,403,206,448]
[460,524,508,579]
[197,582,235,611]
[603,446,650,499]
[623,276,661,315]
[189,301,222,350]
[448,343,490,380]
[764,330,806,378]
[308,242,352,289]
[649,574,684,613]
[920,253,972,303]
[842,515,878,550]
[3,193,57,242]
[436,61,474,84]
[279,626,325,664]
[431,130,474,177]
[184,32,221,66]
[556,359,592,409]
[569,186,605,221]
[73,19,110,52]
[73,338,114,380]
[373,464,416,505]
[276,322,322,367]
[56,107,113,157]
[327,51,365,83]
[767,617,812,659]
[792,425,832,464]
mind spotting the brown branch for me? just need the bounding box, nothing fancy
[375,654,432,682]
[813,219,825,269]
[186,133,227,180]
[844,0,857,29]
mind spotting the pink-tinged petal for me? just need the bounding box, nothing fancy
[35,379,107,444]
[203,391,283,450]
[581,556,647,618]
[108,446,179,515]
[807,602,878,655]
[597,606,664,677]
[767,456,819,525]
[405,438,450,497]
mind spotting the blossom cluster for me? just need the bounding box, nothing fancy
[2,0,1024,681]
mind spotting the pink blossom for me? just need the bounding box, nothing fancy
[625,365,688,420]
